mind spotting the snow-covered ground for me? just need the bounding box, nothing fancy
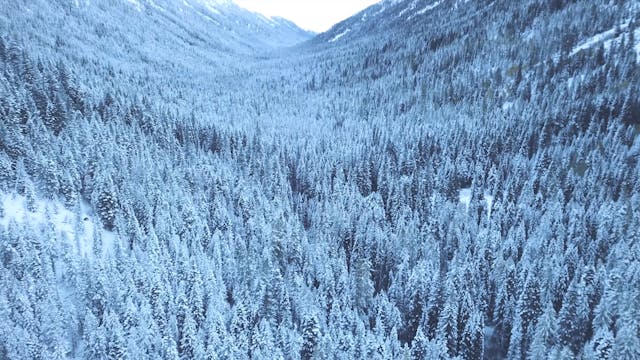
[502,101,514,111]
[635,28,640,61]
[0,192,115,259]
[459,188,472,209]
[458,188,494,217]
[396,0,418,19]
[571,25,622,56]
[571,21,640,61]
[126,0,143,12]
[329,28,351,43]
[407,1,442,21]
[484,194,494,218]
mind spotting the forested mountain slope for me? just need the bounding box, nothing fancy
[1,0,639,359]
[0,0,313,69]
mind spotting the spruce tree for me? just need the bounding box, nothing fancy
[300,316,320,360]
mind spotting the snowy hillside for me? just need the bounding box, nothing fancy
[1,0,640,359]
[571,20,640,61]
[0,193,115,259]
[0,0,313,65]
[316,0,471,44]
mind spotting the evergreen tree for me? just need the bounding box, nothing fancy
[461,310,483,360]
[300,316,320,360]
[437,300,458,358]
[590,327,614,360]
[611,310,640,360]
[558,278,588,354]
[95,175,118,231]
[105,311,128,360]
[178,312,199,360]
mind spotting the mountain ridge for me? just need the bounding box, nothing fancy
[0,0,314,62]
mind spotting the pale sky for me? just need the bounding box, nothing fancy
[233,0,381,33]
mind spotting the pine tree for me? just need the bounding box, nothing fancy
[83,311,107,360]
[262,264,284,323]
[527,303,557,359]
[105,312,128,360]
[178,312,198,360]
[611,310,640,360]
[461,310,483,360]
[353,257,374,313]
[0,152,13,188]
[516,275,542,355]
[95,175,118,231]
[44,92,67,135]
[300,316,320,360]
[590,327,614,359]
[0,35,5,61]
[250,319,278,360]
[187,263,205,327]
[558,278,588,354]
[230,301,250,356]
[436,300,458,358]
[507,316,524,360]
[518,276,542,331]
[163,337,180,360]
[411,327,429,360]
[60,169,79,207]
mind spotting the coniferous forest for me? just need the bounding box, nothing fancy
[1,0,640,359]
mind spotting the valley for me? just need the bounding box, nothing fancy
[1,0,639,359]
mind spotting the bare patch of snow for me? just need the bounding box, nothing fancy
[101,230,117,259]
[257,14,279,27]
[416,1,442,15]
[484,194,494,218]
[634,28,640,62]
[0,192,115,259]
[147,0,167,13]
[570,21,631,56]
[202,3,221,15]
[407,1,441,21]
[329,28,351,43]
[194,9,221,25]
[502,101,514,111]
[396,0,418,19]
[458,188,494,216]
[126,0,142,12]
[459,188,472,210]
